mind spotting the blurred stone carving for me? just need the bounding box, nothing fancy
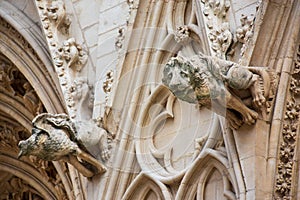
[0,176,44,200]
[54,38,87,72]
[115,27,125,50]
[126,0,139,24]
[236,14,254,44]
[236,14,255,57]
[202,0,230,18]
[39,0,70,35]
[18,113,110,177]
[0,57,45,115]
[208,22,232,57]
[174,25,190,44]
[66,77,94,119]
[103,70,114,104]
[162,53,271,129]
[0,61,28,96]
[23,82,43,115]
[290,77,300,95]
[0,63,15,94]
[200,0,232,58]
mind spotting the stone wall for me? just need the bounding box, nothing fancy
[1,0,300,199]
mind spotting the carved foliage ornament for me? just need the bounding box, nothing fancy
[162,53,271,129]
[38,0,70,35]
[236,14,255,57]
[18,113,110,177]
[35,0,89,122]
[200,0,232,58]
[275,43,300,199]
[0,54,44,115]
[0,176,44,199]
[174,25,190,44]
[199,0,259,59]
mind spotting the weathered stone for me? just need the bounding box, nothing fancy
[1,0,299,199]
[162,53,271,129]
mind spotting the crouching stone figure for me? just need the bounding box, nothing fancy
[162,53,270,129]
[18,113,110,177]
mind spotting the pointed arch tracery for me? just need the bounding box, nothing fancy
[121,173,172,200]
[176,152,238,200]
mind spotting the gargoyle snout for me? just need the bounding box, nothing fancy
[17,140,26,159]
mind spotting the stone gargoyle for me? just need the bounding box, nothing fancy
[162,53,271,129]
[18,113,110,177]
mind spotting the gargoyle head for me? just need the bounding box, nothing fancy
[17,113,78,159]
[18,132,36,158]
[162,56,205,104]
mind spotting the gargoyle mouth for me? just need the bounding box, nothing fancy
[17,149,24,159]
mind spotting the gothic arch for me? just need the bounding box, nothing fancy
[135,83,218,183]
[176,154,238,200]
[121,173,172,200]
[0,91,33,130]
[0,2,75,199]
[0,154,58,199]
[0,0,65,114]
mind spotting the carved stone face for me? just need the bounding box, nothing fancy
[18,133,36,158]
[162,57,198,104]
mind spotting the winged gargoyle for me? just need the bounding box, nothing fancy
[18,113,108,177]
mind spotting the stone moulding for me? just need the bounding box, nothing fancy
[274,42,300,199]
[18,113,109,178]
[236,14,255,58]
[34,0,89,121]
[200,0,231,58]
[0,57,44,116]
[0,14,64,114]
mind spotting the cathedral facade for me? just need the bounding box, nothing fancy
[0,0,299,199]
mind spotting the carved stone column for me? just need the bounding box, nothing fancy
[233,1,300,199]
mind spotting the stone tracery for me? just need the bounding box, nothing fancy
[0,0,299,199]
